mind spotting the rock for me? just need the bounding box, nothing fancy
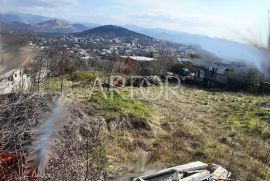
[134,161,232,181]
[211,164,231,180]
[180,171,210,181]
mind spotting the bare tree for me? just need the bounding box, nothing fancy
[30,51,49,91]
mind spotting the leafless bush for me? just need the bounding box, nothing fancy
[0,93,107,180]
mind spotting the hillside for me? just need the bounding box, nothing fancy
[0,21,35,32]
[0,12,50,24]
[0,19,90,33]
[41,73,270,180]
[35,19,89,33]
[78,25,154,41]
[0,12,90,33]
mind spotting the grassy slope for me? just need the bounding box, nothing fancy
[44,74,270,180]
[128,86,270,181]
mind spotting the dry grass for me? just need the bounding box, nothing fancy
[41,76,270,180]
[104,86,270,181]
[0,93,107,180]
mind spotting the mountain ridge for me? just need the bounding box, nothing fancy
[0,12,90,33]
[0,12,51,24]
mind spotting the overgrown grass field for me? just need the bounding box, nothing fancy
[43,72,270,180]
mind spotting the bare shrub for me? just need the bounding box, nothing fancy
[0,93,107,180]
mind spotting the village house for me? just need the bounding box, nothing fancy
[119,56,156,75]
[171,55,235,88]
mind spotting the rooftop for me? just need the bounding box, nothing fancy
[121,56,156,61]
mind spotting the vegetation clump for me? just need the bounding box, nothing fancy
[68,71,97,82]
[230,104,270,138]
[88,91,152,120]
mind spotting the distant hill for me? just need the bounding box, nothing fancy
[0,18,90,33]
[35,19,89,33]
[0,21,35,33]
[0,12,50,24]
[82,22,100,29]
[36,19,69,27]
[72,24,91,31]
[0,12,91,33]
[78,25,154,42]
[0,13,25,24]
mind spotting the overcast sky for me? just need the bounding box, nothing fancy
[1,0,270,45]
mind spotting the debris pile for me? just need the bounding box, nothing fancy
[134,161,231,181]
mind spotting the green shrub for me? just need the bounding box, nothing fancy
[68,71,97,82]
[230,105,270,137]
[43,76,73,92]
[88,91,152,119]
